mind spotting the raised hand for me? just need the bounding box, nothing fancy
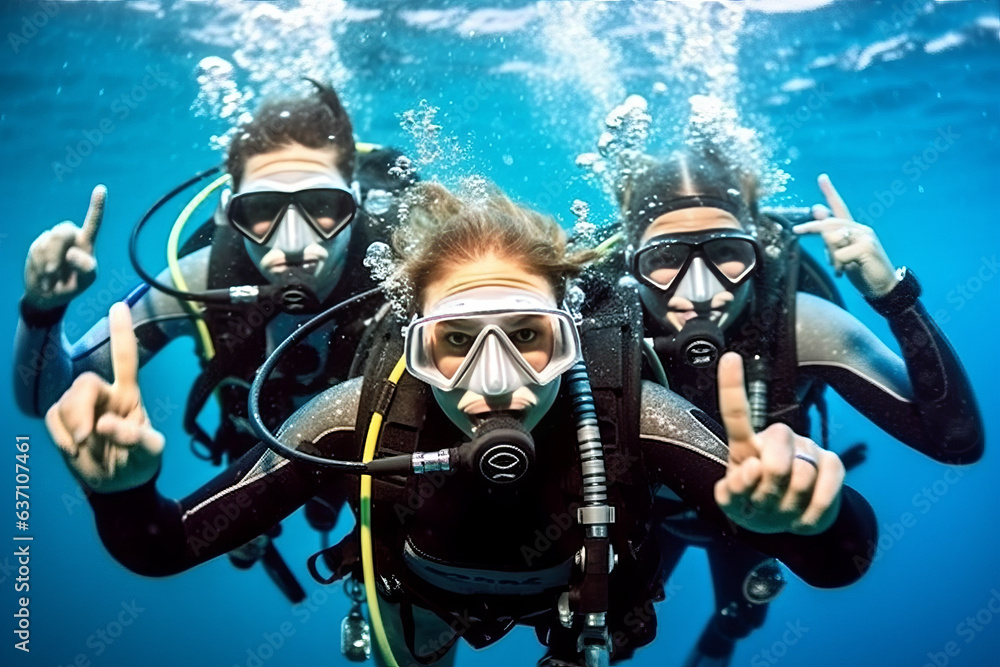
[45,303,164,493]
[714,352,844,535]
[793,174,899,298]
[24,185,105,310]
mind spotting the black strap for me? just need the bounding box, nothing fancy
[400,602,464,665]
[307,527,361,585]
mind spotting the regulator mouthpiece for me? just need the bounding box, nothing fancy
[658,317,724,368]
[460,416,535,486]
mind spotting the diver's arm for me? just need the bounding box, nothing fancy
[796,289,983,463]
[86,377,363,576]
[639,381,877,588]
[13,248,210,416]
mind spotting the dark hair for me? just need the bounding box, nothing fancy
[392,182,598,313]
[618,143,760,246]
[226,79,355,189]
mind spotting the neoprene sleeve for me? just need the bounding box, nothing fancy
[796,289,983,464]
[84,379,877,588]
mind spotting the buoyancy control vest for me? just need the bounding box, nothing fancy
[645,213,844,447]
[324,273,665,662]
[178,147,416,466]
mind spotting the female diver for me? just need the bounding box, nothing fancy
[45,182,877,667]
[614,144,982,666]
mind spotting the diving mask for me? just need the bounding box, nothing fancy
[405,287,581,396]
[631,228,760,296]
[226,174,360,245]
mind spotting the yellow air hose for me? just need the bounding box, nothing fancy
[170,155,394,662]
[166,173,232,360]
[360,354,408,667]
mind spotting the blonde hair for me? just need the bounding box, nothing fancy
[392,182,597,313]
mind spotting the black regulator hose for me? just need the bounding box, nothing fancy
[130,164,319,312]
[128,165,237,304]
[248,285,394,472]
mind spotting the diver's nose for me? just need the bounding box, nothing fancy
[267,205,322,256]
[465,332,526,397]
[673,256,728,305]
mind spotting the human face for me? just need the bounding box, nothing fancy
[637,207,753,332]
[417,255,569,436]
[236,144,354,299]
[430,312,556,381]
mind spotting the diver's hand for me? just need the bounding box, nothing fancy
[715,352,844,536]
[792,174,899,298]
[45,303,164,493]
[24,185,105,311]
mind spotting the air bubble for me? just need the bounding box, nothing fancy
[363,242,395,282]
[364,189,394,216]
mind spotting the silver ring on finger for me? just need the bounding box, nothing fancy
[837,228,854,248]
[794,452,819,469]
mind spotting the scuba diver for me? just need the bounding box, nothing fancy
[612,144,984,666]
[44,182,877,667]
[15,80,413,603]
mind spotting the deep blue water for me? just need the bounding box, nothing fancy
[1,1,998,666]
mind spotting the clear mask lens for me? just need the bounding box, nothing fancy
[405,309,580,393]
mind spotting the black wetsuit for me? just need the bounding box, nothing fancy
[82,375,877,662]
[14,150,410,602]
[646,277,984,662]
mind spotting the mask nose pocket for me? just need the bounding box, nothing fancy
[674,256,728,304]
[268,205,322,253]
[465,332,525,396]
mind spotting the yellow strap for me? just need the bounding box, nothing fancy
[361,355,407,667]
[166,172,232,361]
[594,231,622,257]
[355,141,383,154]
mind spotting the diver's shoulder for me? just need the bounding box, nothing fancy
[278,377,362,441]
[795,291,877,362]
[151,245,211,294]
[638,380,696,430]
[638,380,729,459]
[796,291,847,318]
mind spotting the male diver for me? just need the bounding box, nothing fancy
[614,145,983,666]
[14,80,413,602]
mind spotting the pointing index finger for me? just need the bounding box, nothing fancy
[717,352,758,465]
[79,184,106,251]
[108,302,139,399]
[817,174,852,221]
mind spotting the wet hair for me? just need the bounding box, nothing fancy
[225,79,355,190]
[618,143,760,246]
[392,182,598,313]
